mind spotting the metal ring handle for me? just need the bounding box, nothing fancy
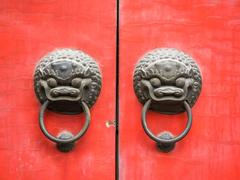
[39,100,90,144]
[141,99,192,144]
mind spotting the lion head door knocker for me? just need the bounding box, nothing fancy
[133,48,202,152]
[34,49,102,152]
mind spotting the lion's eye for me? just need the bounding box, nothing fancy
[176,77,186,87]
[47,78,57,88]
[150,78,161,87]
[71,78,82,88]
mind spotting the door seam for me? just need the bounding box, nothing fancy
[115,0,120,179]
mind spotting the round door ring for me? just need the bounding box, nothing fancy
[142,99,192,152]
[39,100,90,151]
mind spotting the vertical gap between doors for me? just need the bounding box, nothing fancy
[115,0,120,179]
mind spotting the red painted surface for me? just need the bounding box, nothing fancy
[0,0,116,179]
[119,1,240,180]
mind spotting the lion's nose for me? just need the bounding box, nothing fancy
[154,86,184,97]
[50,87,80,97]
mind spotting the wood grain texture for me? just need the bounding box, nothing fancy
[0,0,116,179]
[119,1,240,179]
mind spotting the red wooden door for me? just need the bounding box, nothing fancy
[119,1,240,180]
[1,0,240,180]
[0,1,116,179]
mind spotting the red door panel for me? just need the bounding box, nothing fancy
[0,0,116,179]
[119,1,240,179]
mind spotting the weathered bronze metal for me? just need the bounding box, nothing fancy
[133,48,202,152]
[134,48,202,113]
[34,48,102,114]
[156,132,175,153]
[34,48,101,151]
[142,99,192,152]
[39,100,90,152]
[56,131,75,152]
